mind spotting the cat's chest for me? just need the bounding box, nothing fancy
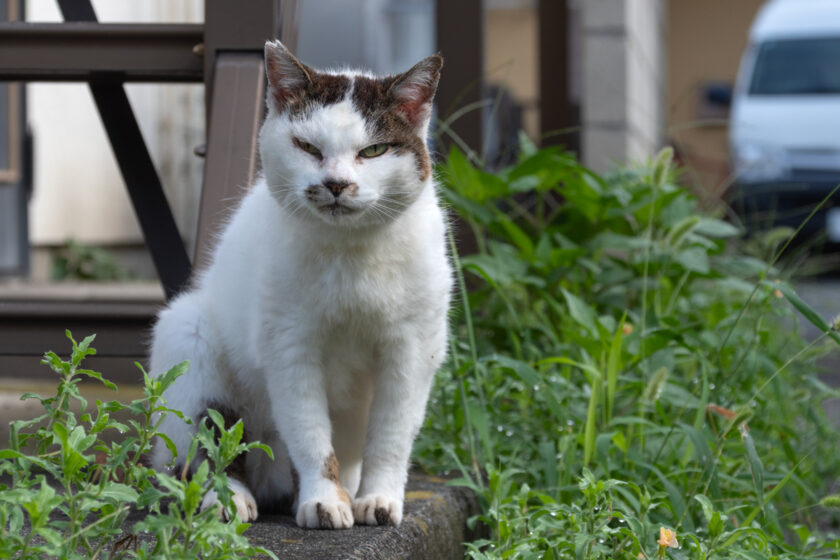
[280,247,413,321]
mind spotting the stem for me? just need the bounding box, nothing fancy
[66,506,129,543]
[448,225,483,477]
[749,332,828,404]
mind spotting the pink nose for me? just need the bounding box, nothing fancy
[324,180,350,197]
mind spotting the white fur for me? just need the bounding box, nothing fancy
[150,59,451,529]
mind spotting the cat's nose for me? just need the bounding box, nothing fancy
[323,179,350,198]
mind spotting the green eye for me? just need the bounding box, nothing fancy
[358,143,390,158]
[295,138,322,159]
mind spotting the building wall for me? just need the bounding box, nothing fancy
[666,0,763,196]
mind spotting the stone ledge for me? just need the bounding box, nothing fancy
[237,474,482,559]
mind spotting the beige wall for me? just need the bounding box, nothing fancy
[667,0,763,197]
[485,6,540,140]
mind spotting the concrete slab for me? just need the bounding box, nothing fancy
[238,474,482,559]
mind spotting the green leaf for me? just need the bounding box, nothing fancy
[100,482,139,503]
[740,424,765,515]
[495,215,534,260]
[584,373,600,466]
[673,246,710,274]
[694,494,716,523]
[695,217,740,238]
[770,281,840,344]
[490,355,540,388]
[743,463,797,525]
[76,368,117,391]
[561,288,598,335]
[605,316,624,420]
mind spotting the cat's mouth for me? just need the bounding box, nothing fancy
[318,202,355,216]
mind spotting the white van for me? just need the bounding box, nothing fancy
[729,0,840,242]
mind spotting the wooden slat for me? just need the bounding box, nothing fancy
[435,0,484,157]
[0,355,150,384]
[193,52,265,271]
[0,301,158,358]
[0,23,204,82]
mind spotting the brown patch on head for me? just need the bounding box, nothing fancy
[265,41,351,118]
[352,55,442,182]
[352,76,432,181]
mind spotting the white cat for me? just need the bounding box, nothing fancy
[148,41,451,530]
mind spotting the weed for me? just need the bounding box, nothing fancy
[416,141,840,558]
[0,331,275,560]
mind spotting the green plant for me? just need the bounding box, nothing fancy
[0,331,276,559]
[415,140,840,558]
[52,239,134,281]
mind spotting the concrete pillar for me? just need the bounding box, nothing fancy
[581,0,665,173]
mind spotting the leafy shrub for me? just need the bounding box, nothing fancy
[52,239,135,281]
[0,332,275,559]
[416,141,840,558]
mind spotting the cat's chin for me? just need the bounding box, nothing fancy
[303,201,369,227]
[317,203,355,217]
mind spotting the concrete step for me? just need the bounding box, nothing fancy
[236,474,482,559]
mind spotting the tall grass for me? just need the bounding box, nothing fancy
[415,141,840,559]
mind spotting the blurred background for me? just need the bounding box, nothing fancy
[1,0,838,378]
[0,0,771,284]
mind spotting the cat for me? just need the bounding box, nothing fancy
[148,40,451,530]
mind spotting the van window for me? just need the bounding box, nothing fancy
[749,37,840,95]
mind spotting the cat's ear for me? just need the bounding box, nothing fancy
[264,40,312,113]
[389,54,443,128]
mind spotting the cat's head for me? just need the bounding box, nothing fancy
[259,41,442,229]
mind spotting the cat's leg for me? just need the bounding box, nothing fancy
[353,328,446,526]
[263,339,354,529]
[149,294,259,522]
[331,404,369,499]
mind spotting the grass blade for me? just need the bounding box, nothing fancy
[605,315,625,421]
[770,281,840,345]
[740,424,765,515]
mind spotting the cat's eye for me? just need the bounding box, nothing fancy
[358,143,390,158]
[294,138,323,159]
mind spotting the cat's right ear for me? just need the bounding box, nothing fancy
[265,41,312,113]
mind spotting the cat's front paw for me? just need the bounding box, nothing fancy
[296,498,354,529]
[352,494,403,526]
[200,481,259,522]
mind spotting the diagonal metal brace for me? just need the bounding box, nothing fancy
[57,0,192,299]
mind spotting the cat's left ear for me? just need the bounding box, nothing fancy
[264,40,313,114]
[389,54,443,128]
